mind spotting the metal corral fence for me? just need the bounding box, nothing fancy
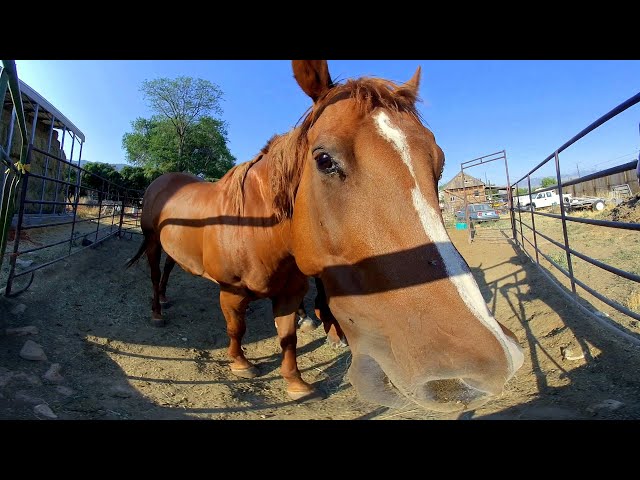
[1,60,143,297]
[510,91,640,346]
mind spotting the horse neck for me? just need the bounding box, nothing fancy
[235,149,297,248]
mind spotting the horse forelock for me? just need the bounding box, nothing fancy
[301,77,422,132]
[266,76,423,221]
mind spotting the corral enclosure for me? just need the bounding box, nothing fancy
[2,62,640,420]
[2,215,640,420]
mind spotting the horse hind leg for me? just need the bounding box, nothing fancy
[159,255,176,305]
[314,278,348,349]
[219,288,259,379]
[145,234,165,327]
[296,298,318,333]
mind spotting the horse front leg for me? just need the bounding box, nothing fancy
[219,288,259,379]
[273,281,318,401]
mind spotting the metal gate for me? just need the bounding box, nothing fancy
[510,92,640,346]
[1,60,143,297]
[457,150,515,244]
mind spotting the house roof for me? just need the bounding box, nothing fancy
[441,171,484,190]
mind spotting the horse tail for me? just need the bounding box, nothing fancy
[125,235,148,268]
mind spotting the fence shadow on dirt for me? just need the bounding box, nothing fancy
[461,238,640,420]
[1,234,359,420]
[7,228,639,420]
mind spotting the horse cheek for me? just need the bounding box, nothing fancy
[291,179,326,276]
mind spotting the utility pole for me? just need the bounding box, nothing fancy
[485,172,490,202]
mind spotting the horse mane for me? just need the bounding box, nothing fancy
[225,154,263,215]
[230,76,423,221]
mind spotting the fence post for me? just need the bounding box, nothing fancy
[554,151,577,294]
[94,178,104,243]
[527,175,540,265]
[68,166,83,254]
[5,145,33,295]
[118,189,127,237]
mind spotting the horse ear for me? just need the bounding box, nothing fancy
[404,66,421,94]
[395,66,421,103]
[292,60,333,102]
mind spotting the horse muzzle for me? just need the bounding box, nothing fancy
[348,354,501,413]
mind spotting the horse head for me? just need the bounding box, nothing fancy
[286,60,524,413]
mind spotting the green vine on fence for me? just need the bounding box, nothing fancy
[0,61,30,278]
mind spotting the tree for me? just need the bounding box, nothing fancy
[122,117,179,173]
[184,116,235,181]
[120,165,150,192]
[142,76,224,169]
[122,76,236,179]
[81,162,122,197]
[540,177,557,188]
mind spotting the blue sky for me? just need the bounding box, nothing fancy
[13,60,640,187]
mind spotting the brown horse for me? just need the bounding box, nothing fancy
[127,60,523,412]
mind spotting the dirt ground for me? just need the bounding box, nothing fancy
[2,216,640,420]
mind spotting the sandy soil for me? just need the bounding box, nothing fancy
[1,215,640,420]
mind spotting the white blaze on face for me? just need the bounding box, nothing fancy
[373,111,524,377]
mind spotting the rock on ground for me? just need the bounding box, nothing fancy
[6,326,39,336]
[10,304,27,315]
[34,404,57,419]
[42,363,64,384]
[587,399,625,414]
[19,340,47,361]
[15,391,46,405]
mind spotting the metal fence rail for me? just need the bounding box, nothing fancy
[3,145,144,295]
[1,61,143,297]
[510,91,640,346]
[1,61,29,278]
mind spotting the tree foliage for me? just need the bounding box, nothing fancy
[122,76,235,180]
[515,187,533,196]
[540,176,557,188]
[74,162,155,198]
[82,162,123,195]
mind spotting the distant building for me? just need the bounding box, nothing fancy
[440,171,487,214]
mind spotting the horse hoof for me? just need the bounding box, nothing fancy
[298,316,318,333]
[230,365,259,379]
[327,336,348,349]
[151,314,166,328]
[160,295,170,305]
[287,388,323,402]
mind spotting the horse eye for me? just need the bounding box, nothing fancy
[315,152,334,172]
